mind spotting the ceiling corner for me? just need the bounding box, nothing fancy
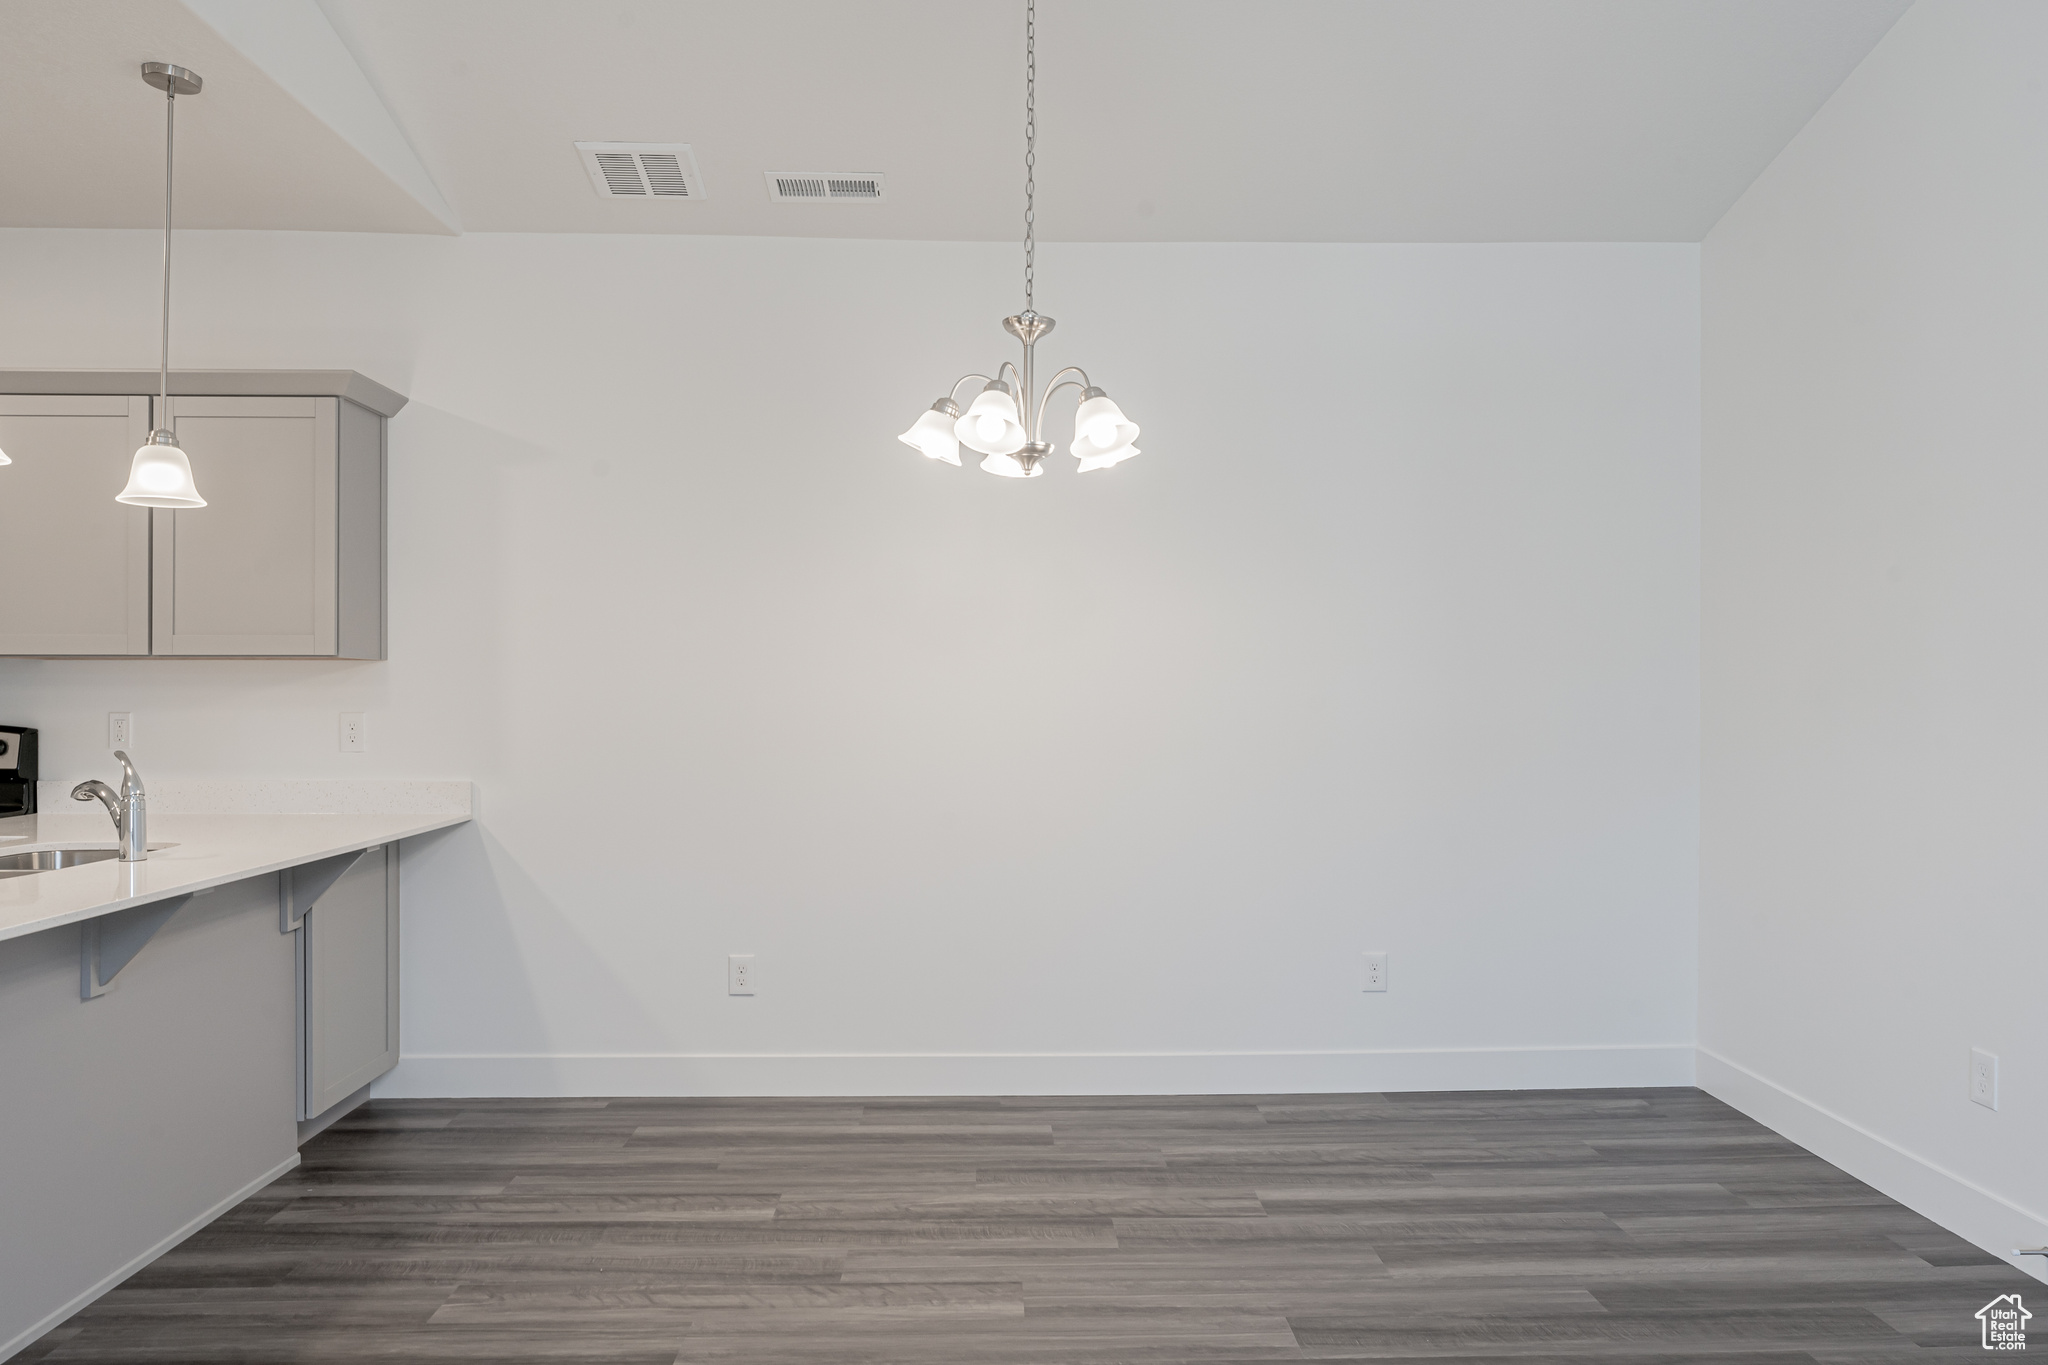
[178,0,462,235]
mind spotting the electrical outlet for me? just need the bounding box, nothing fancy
[1362,952,1387,993]
[1971,1048,1999,1110]
[339,712,366,753]
[728,954,755,996]
[108,712,132,749]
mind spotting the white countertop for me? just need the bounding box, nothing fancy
[0,806,470,945]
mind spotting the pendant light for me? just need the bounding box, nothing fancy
[118,62,207,509]
[896,0,1141,479]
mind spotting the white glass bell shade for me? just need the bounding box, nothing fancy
[1075,443,1139,474]
[979,449,1043,478]
[956,387,1026,456]
[117,432,206,507]
[897,407,962,465]
[1073,394,1135,447]
[0,445,10,465]
[1069,394,1138,465]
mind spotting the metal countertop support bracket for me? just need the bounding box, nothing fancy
[81,894,193,1000]
[280,847,373,933]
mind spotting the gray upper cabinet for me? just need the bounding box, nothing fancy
[154,395,385,659]
[0,372,400,659]
[0,395,152,655]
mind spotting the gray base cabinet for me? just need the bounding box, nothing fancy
[0,877,298,1356]
[291,845,400,1121]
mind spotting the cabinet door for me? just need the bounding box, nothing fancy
[0,396,151,655]
[151,396,337,656]
[299,843,399,1120]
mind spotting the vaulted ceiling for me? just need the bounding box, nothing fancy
[0,0,1913,241]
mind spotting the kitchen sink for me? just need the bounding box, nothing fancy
[0,848,124,877]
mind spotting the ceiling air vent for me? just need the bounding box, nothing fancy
[766,172,886,201]
[574,143,708,199]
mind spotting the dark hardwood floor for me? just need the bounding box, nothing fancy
[20,1088,2033,1362]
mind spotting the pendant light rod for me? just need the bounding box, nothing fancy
[160,76,173,419]
[140,63,201,427]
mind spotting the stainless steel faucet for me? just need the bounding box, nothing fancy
[72,750,149,861]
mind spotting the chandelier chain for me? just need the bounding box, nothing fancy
[1024,0,1034,314]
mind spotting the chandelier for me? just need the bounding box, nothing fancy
[897,0,1140,478]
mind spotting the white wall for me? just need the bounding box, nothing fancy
[1702,0,2048,1278]
[0,229,1700,1095]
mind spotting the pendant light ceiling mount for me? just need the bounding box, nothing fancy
[120,60,207,509]
[895,0,1141,479]
[140,61,202,96]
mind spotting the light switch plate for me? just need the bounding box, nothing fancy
[1971,1048,1998,1110]
[728,954,755,995]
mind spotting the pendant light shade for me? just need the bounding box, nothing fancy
[898,401,962,465]
[118,430,206,507]
[980,450,1043,478]
[0,446,11,466]
[1076,443,1140,474]
[956,382,1027,456]
[1069,389,1139,469]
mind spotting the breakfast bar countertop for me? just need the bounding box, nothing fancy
[0,782,472,945]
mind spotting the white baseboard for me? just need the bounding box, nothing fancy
[372,1043,1696,1099]
[1697,1047,2048,1284]
[0,1151,301,1363]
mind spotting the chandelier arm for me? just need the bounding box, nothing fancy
[1033,374,1091,439]
[948,374,995,402]
[997,360,1023,392]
